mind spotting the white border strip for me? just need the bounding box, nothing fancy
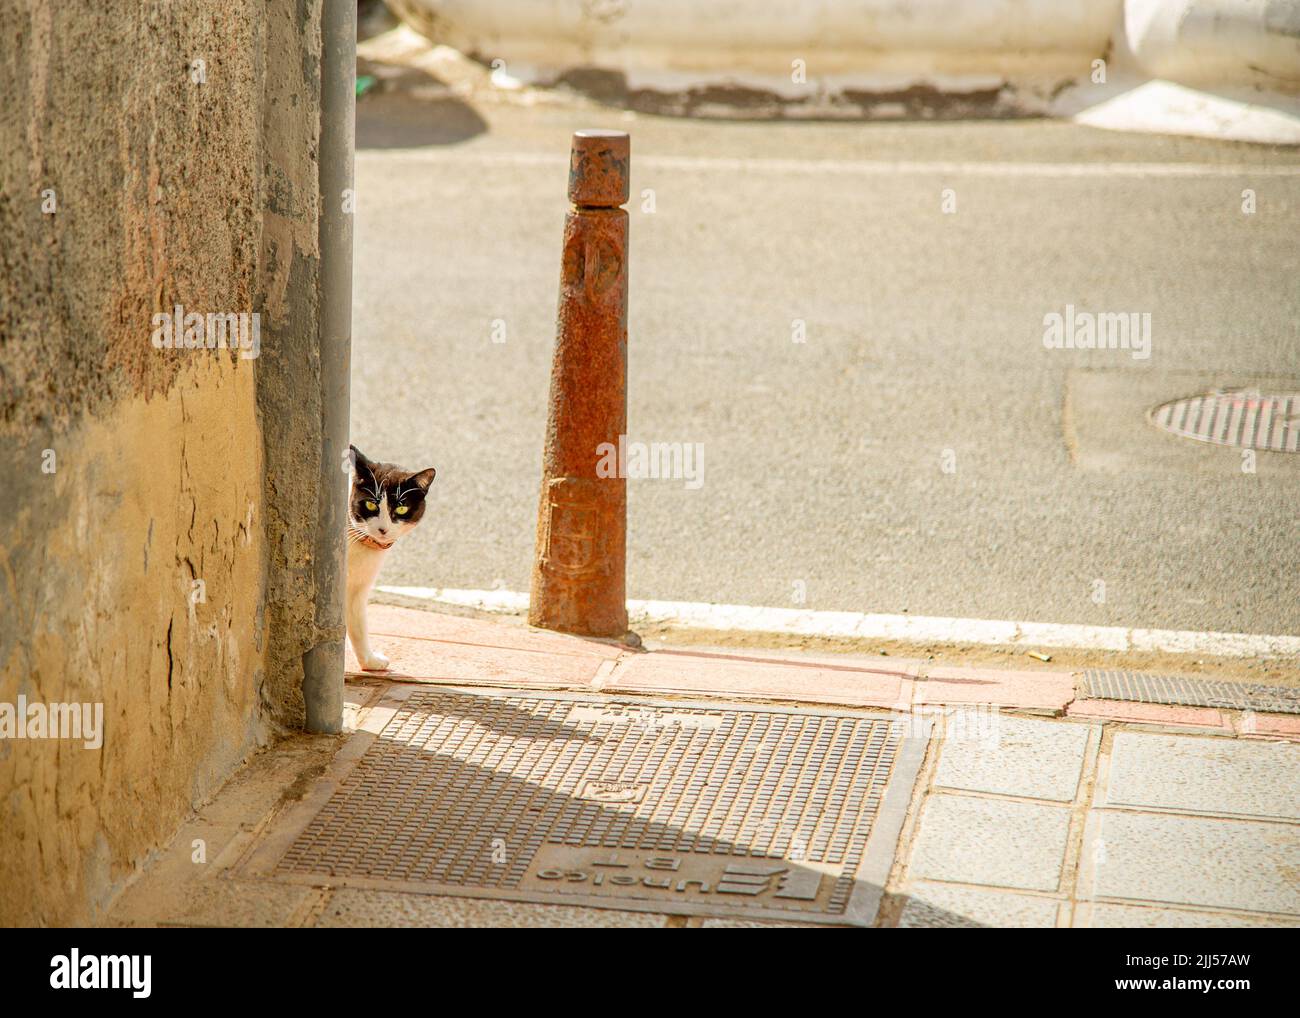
[377,586,1300,658]
[358,149,1300,177]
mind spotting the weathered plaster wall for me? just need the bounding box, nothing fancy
[0,0,326,925]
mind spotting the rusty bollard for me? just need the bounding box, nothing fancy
[529,130,630,639]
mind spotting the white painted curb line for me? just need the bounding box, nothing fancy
[378,586,1300,659]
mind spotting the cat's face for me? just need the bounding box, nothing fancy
[348,445,436,549]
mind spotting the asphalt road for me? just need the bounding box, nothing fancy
[349,80,1300,636]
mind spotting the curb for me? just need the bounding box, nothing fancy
[356,604,1300,742]
[377,585,1300,659]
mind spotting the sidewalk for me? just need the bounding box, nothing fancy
[108,605,1300,927]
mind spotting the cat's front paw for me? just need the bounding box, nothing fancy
[360,651,390,672]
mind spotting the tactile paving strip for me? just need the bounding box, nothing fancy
[250,687,927,924]
[1081,669,1300,715]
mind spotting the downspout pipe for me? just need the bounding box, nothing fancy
[304,0,356,734]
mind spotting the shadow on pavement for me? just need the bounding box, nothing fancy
[357,60,487,148]
[273,687,982,927]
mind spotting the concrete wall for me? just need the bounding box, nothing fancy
[390,0,1121,100]
[0,0,328,925]
[392,0,1300,126]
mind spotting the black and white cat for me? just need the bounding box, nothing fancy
[347,444,436,671]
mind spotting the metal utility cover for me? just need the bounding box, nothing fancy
[245,686,930,925]
[1149,390,1300,452]
[1081,669,1300,716]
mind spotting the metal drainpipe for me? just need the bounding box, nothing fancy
[303,0,356,734]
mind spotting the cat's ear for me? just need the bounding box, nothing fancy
[349,444,375,480]
[410,467,436,491]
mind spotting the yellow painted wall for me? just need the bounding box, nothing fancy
[0,0,326,924]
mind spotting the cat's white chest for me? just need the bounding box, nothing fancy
[347,541,388,592]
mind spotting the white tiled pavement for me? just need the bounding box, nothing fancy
[896,714,1300,927]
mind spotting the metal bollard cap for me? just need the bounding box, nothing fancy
[568,129,630,207]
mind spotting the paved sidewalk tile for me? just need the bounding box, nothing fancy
[898,882,1060,928]
[314,889,669,928]
[908,794,1071,892]
[607,649,915,708]
[1068,699,1230,732]
[915,667,1074,712]
[348,633,610,686]
[1082,811,1300,915]
[1080,903,1300,929]
[112,879,318,928]
[352,606,623,686]
[934,714,1093,802]
[1105,731,1300,820]
[368,604,624,659]
[1245,713,1300,741]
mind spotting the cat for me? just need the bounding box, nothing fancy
[346,444,436,671]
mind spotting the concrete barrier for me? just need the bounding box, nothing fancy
[388,0,1119,103]
[1056,1,1300,143]
[1125,0,1300,88]
[388,0,1300,138]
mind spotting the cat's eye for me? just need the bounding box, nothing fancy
[364,500,378,512]
[395,506,409,516]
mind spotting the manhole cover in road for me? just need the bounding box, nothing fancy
[246,687,928,925]
[1149,389,1300,452]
